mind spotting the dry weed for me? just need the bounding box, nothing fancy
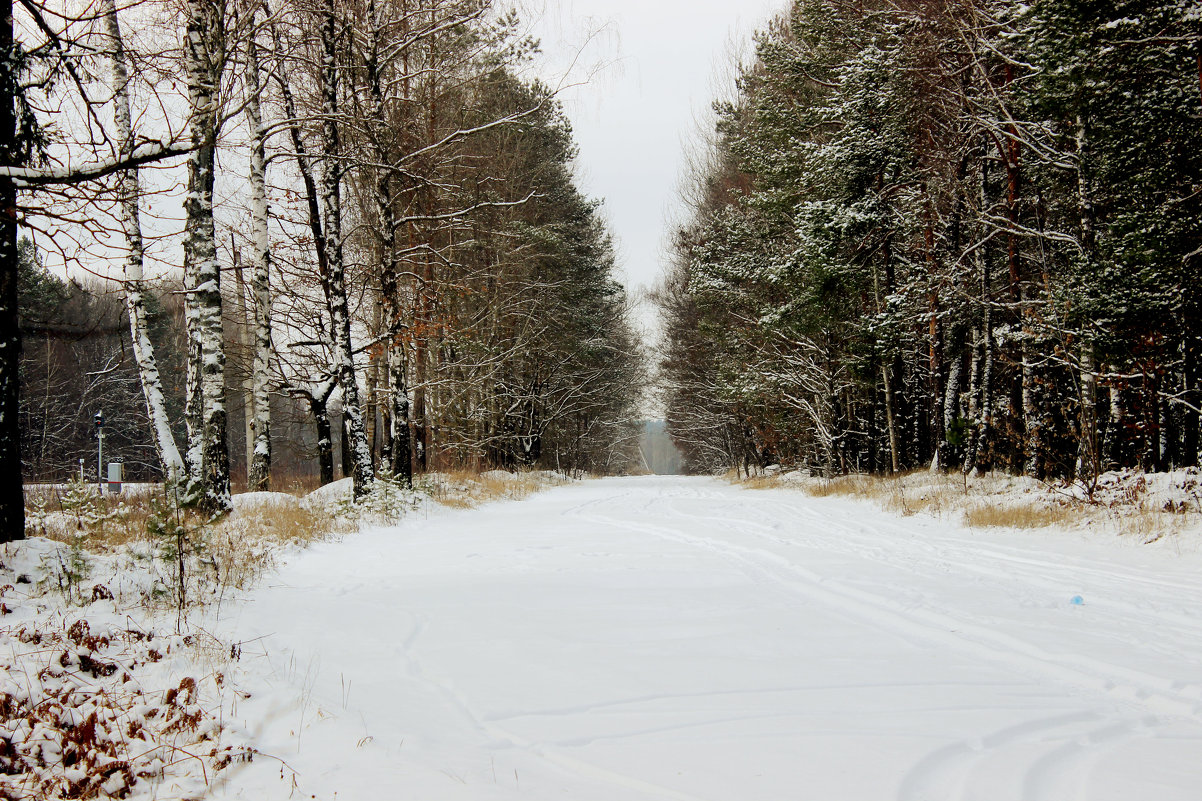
[806,475,879,498]
[742,474,782,490]
[421,470,563,509]
[963,502,1078,529]
[0,617,244,801]
[1117,508,1191,545]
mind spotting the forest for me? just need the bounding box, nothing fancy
[658,0,1202,481]
[2,0,644,538]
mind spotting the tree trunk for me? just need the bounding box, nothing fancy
[317,0,373,498]
[182,0,231,512]
[232,248,254,482]
[1184,322,1200,467]
[1077,344,1099,480]
[341,412,354,479]
[1022,343,1042,479]
[104,0,185,485]
[245,22,272,491]
[937,347,963,471]
[310,394,334,486]
[365,0,412,486]
[0,0,23,540]
[963,326,982,470]
[967,151,994,476]
[1105,383,1125,469]
[928,292,944,469]
[1074,114,1099,481]
[872,236,899,474]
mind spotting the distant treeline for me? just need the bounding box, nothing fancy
[18,242,323,486]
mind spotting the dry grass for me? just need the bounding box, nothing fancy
[737,468,1201,540]
[211,500,339,590]
[806,475,881,498]
[20,469,568,610]
[741,474,783,491]
[963,502,1078,529]
[421,469,565,509]
[25,486,159,549]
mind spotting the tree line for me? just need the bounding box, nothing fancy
[2,0,644,539]
[658,0,1201,480]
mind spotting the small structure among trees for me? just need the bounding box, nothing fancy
[3,0,644,541]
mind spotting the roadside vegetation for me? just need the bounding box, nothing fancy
[4,469,567,799]
[739,468,1202,545]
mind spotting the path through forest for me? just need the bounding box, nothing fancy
[209,476,1202,800]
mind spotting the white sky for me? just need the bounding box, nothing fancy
[528,0,786,336]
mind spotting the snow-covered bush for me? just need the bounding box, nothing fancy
[335,470,422,526]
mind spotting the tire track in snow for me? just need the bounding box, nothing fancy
[394,580,718,801]
[895,711,1101,801]
[658,492,1202,682]
[566,482,1202,800]
[596,484,1202,723]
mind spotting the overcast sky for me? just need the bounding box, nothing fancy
[528,0,785,335]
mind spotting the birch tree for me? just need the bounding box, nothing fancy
[180,0,234,511]
[0,0,187,538]
[103,0,185,483]
[244,6,273,490]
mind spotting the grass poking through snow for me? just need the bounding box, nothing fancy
[740,468,1201,542]
[8,468,571,800]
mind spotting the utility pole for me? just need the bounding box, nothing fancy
[95,411,105,491]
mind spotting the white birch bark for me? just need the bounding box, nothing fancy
[182,0,231,511]
[103,0,184,483]
[317,0,373,497]
[1022,341,1041,479]
[1075,114,1098,481]
[365,0,412,484]
[933,352,962,473]
[245,18,273,491]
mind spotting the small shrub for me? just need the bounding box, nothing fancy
[146,487,214,630]
[337,470,422,525]
[37,531,91,605]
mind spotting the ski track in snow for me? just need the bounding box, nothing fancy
[206,476,1202,801]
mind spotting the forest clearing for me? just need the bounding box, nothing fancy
[2,0,1201,797]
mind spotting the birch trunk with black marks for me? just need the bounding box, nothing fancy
[182,0,231,512]
[317,0,373,498]
[245,19,273,491]
[1075,123,1099,481]
[302,379,337,486]
[965,152,994,476]
[104,0,185,483]
[873,238,899,474]
[938,348,963,471]
[365,0,412,485]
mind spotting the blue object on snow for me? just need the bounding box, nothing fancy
[1070,595,1085,606]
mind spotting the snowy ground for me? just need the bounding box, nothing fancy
[206,475,1202,801]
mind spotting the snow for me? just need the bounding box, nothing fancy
[202,476,1202,800]
[0,538,244,799]
[229,491,304,512]
[1059,468,1202,513]
[303,476,354,506]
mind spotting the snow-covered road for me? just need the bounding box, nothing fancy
[209,476,1202,800]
